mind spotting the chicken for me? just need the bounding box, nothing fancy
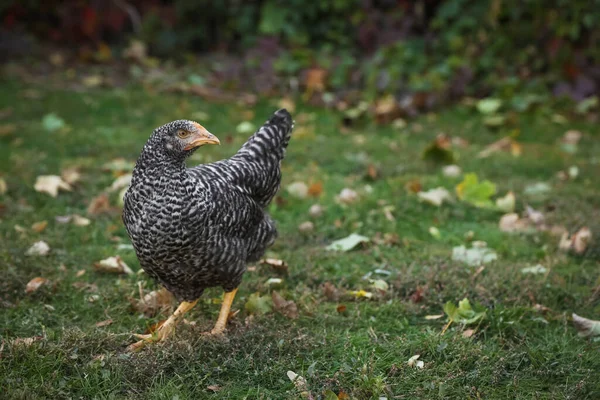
[122,109,294,350]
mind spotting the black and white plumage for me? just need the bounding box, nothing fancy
[123,109,294,302]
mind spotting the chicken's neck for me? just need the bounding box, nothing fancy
[132,145,187,186]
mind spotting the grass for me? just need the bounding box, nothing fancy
[1,77,600,399]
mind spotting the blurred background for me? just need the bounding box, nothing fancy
[2,0,599,117]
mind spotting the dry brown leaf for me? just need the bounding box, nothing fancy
[308,181,323,197]
[272,291,298,319]
[134,288,174,316]
[0,177,7,194]
[95,319,113,327]
[462,329,476,338]
[336,304,347,314]
[0,124,16,136]
[94,256,133,275]
[61,167,81,185]
[366,164,379,180]
[261,258,288,273]
[559,227,592,254]
[87,193,111,215]
[76,269,86,277]
[34,175,72,197]
[405,180,422,193]
[562,130,582,145]
[11,336,41,347]
[206,385,222,392]
[25,277,49,293]
[323,282,339,301]
[477,137,520,158]
[108,174,132,192]
[304,67,327,96]
[31,221,48,233]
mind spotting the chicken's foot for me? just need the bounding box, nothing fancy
[127,299,198,352]
[210,288,238,335]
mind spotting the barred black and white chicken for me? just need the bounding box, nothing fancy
[123,109,294,350]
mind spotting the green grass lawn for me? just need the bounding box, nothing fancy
[1,78,600,399]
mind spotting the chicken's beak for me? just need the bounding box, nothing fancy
[184,125,220,150]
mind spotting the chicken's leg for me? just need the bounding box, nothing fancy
[127,299,198,352]
[210,288,238,335]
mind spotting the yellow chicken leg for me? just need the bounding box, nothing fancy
[210,288,238,335]
[128,299,198,352]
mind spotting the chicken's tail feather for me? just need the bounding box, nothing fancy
[235,108,294,163]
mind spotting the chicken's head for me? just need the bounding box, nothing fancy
[152,120,220,159]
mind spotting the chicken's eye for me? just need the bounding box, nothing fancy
[177,130,191,139]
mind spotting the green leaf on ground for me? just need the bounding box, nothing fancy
[326,233,369,252]
[444,298,486,325]
[456,173,496,208]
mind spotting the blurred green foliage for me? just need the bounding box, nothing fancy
[3,0,600,99]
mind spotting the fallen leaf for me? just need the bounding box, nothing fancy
[323,282,339,301]
[476,98,502,114]
[206,385,221,392]
[477,136,520,158]
[560,130,582,153]
[236,121,255,135]
[521,265,547,275]
[0,124,16,137]
[76,269,86,277]
[369,279,389,292]
[347,290,373,299]
[88,294,100,303]
[265,277,284,287]
[72,214,91,226]
[87,193,111,215]
[261,258,288,272]
[417,187,452,207]
[0,177,7,194]
[25,277,49,293]
[108,174,132,192]
[572,313,600,337]
[287,370,308,392]
[429,226,441,239]
[495,191,515,212]
[444,298,486,325]
[422,133,456,164]
[307,182,323,197]
[42,113,65,132]
[245,293,273,315]
[560,227,592,254]
[278,97,296,113]
[134,288,174,316]
[524,182,552,196]
[95,319,113,327]
[425,314,444,320]
[323,389,339,400]
[31,220,48,233]
[452,243,497,266]
[405,179,422,193]
[272,291,298,319]
[456,173,496,208]
[10,337,41,347]
[304,67,327,97]
[26,241,50,256]
[298,221,314,233]
[326,233,369,252]
[442,165,462,178]
[102,158,135,173]
[287,182,309,199]
[34,175,72,197]
[94,256,133,275]
[407,354,424,369]
[462,329,475,338]
[60,167,81,185]
[336,304,347,313]
[308,204,324,218]
[336,188,359,204]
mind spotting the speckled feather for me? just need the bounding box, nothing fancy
[123,109,294,301]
